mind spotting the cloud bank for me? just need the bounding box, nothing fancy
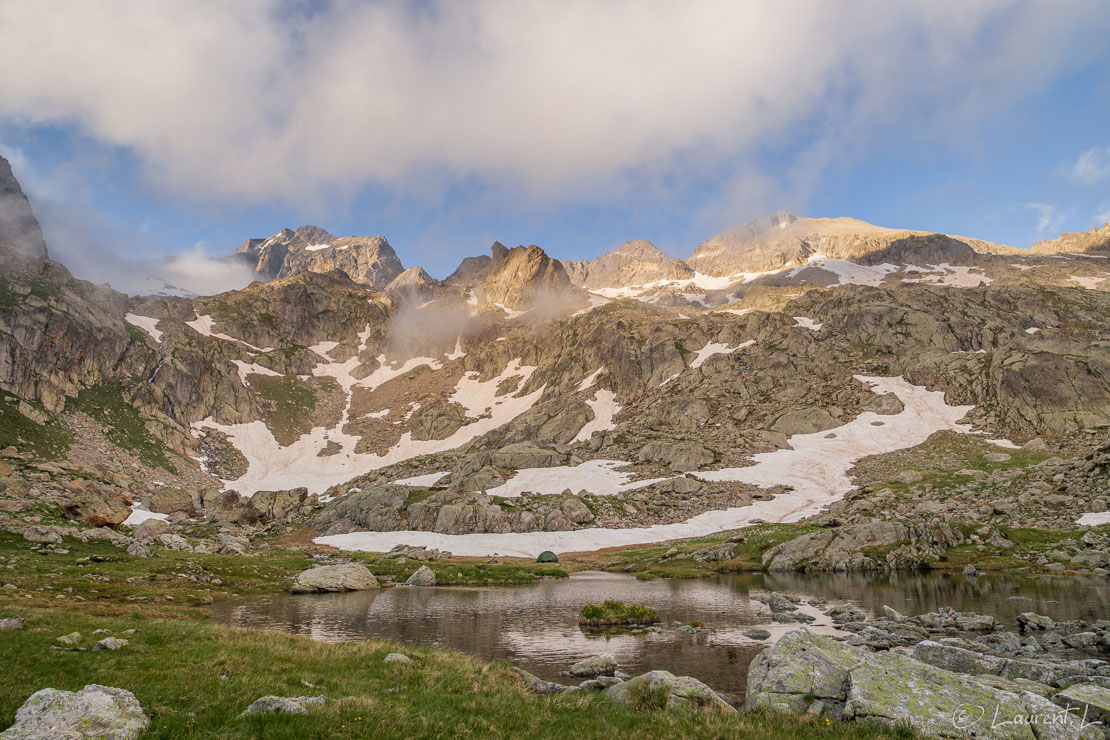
[2,1,1107,210]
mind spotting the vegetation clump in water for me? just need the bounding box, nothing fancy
[578,600,659,627]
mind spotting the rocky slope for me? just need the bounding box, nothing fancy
[3,154,1110,551]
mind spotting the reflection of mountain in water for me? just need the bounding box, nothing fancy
[210,571,1110,700]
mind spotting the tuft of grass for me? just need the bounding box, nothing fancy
[579,600,659,627]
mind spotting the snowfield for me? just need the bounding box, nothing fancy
[192,356,543,495]
[124,313,163,344]
[316,375,975,557]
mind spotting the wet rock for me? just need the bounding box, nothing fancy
[290,564,379,594]
[1,684,149,739]
[1018,612,1055,631]
[605,670,734,713]
[569,654,617,678]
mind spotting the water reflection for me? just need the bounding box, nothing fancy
[210,571,1110,700]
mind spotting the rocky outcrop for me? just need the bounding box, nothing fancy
[232,225,405,288]
[1031,223,1110,256]
[563,240,693,290]
[605,671,735,714]
[239,695,327,716]
[1,684,149,739]
[747,630,1097,738]
[474,242,578,310]
[289,563,379,593]
[761,522,966,572]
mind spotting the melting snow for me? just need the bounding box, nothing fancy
[688,339,755,370]
[123,505,169,526]
[487,460,665,498]
[572,389,620,443]
[446,337,466,360]
[793,317,823,331]
[193,357,543,495]
[577,367,605,392]
[124,313,163,344]
[789,254,899,287]
[1077,512,1110,527]
[316,375,974,556]
[986,438,1021,449]
[1069,275,1109,289]
[186,314,273,352]
[903,264,992,288]
[1025,327,1041,334]
[232,360,282,386]
[571,293,611,317]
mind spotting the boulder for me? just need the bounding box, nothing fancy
[604,670,735,713]
[22,526,62,544]
[60,490,130,528]
[0,684,149,739]
[289,564,379,594]
[490,442,567,470]
[383,653,412,664]
[405,565,436,586]
[637,441,713,472]
[147,486,200,517]
[743,628,772,640]
[130,518,171,543]
[1052,684,1110,731]
[0,616,24,631]
[92,637,128,652]
[239,695,327,717]
[569,654,617,678]
[55,632,82,646]
[746,630,1096,738]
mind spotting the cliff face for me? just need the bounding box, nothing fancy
[0,155,48,263]
[473,242,579,309]
[233,225,405,288]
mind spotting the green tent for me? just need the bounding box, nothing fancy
[536,550,558,563]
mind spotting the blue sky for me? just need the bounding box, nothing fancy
[1,2,1109,289]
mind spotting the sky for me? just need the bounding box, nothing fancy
[1,1,1109,293]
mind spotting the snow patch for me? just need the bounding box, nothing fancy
[577,367,605,392]
[1077,512,1110,527]
[1069,275,1109,289]
[124,313,163,344]
[689,339,755,369]
[186,314,273,352]
[1025,327,1041,334]
[123,505,169,526]
[487,460,665,498]
[232,360,282,386]
[903,263,992,288]
[572,389,620,443]
[571,293,611,317]
[793,317,823,331]
[446,337,466,361]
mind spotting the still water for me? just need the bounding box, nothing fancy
[210,570,1110,702]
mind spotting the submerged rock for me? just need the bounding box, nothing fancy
[1,684,149,739]
[290,564,378,594]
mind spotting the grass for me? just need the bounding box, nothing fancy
[250,375,319,444]
[0,390,72,459]
[71,383,179,474]
[578,600,659,627]
[0,608,916,739]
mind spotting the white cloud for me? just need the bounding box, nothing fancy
[1096,203,1110,225]
[0,1,1107,212]
[1025,202,1072,237]
[1063,147,1110,185]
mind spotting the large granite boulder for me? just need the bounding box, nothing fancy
[60,489,131,528]
[1,684,149,739]
[290,564,378,594]
[747,630,1098,738]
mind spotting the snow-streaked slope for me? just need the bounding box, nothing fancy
[316,376,974,556]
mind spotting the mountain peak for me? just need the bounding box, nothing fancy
[0,154,49,263]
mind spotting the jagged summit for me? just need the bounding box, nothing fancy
[475,242,578,309]
[563,239,693,290]
[231,225,404,288]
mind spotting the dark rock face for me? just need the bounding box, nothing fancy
[0,154,48,262]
